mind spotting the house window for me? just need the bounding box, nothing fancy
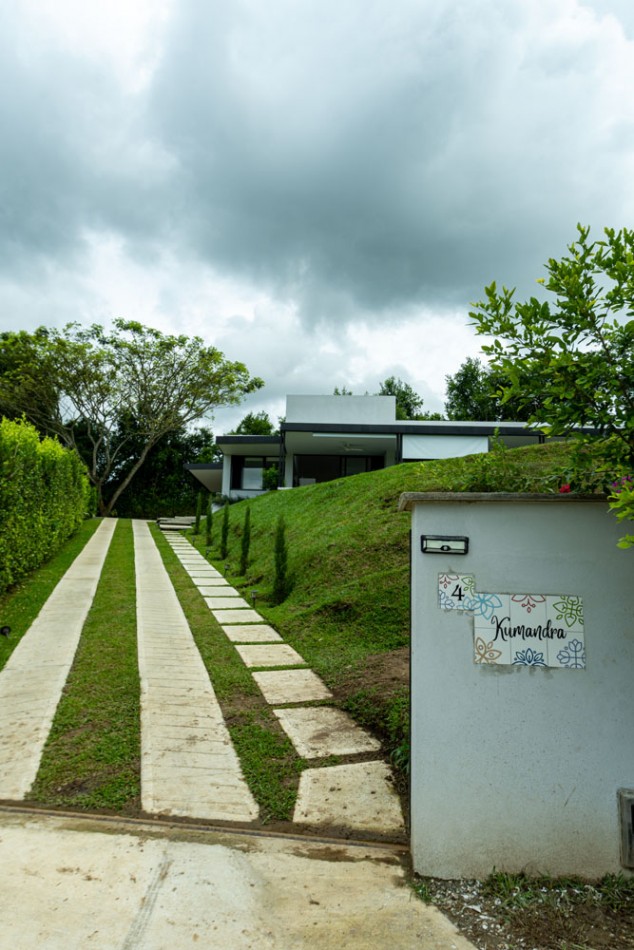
[231,457,278,491]
[293,454,383,486]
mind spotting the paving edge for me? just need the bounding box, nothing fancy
[0,804,409,854]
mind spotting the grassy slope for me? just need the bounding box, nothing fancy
[188,441,575,760]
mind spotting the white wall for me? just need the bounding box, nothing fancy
[286,395,396,425]
[403,494,634,879]
[221,457,231,497]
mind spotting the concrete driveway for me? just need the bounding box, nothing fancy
[0,808,474,949]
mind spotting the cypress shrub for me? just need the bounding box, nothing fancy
[219,503,230,560]
[205,499,213,548]
[239,507,251,575]
[272,515,290,604]
[194,490,203,535]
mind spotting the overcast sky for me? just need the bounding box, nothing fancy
[1,0,633,431]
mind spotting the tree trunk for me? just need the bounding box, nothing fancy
[101,439,157,517]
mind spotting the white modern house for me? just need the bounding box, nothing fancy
[187,394,554,500]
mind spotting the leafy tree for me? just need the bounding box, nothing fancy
[444,357,537,421]
[333,386,353,395]
[376,376,445,419]
[471,224,634,543]
[231,410,276,435]
[0,320,263,516]
[0,328,59,434]
[378,376,424,419]
[445,358,499,420]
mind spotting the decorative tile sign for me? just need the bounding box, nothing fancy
[437,575,585,670]
[438,573,476,610]
[473,593,585,669]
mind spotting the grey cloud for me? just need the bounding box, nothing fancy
[0,10,171,282]
[147,0,634,324]
[0,0,633,345]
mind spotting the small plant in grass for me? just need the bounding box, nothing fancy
[220,503,230,559]
[205,499,213,548]
[271,515,290,604]
[262,464,279,491]
[194,490,203,534]
[239,507,251,575]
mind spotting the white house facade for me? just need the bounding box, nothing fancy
[187,394,552,500]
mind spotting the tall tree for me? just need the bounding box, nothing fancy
[444,358,497,420]
[230,410,276,435]
[378,376,424,419]
[444,357,537,421]
[0,320,263,515]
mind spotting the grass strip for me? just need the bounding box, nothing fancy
[28,519,141,813]
[151,525,305,822]
[0,518,101,673]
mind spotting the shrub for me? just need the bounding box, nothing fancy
[0,418,90,593]
[262,465,279,491]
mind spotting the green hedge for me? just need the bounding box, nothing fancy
[0,418,91,593]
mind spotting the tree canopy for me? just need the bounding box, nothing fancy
[378,376,424,419]
[444,357,538,421]
[230,410,276,435]
[0,320,263,515]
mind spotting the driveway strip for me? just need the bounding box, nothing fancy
[0,518,117,800]
[133,520,258,821]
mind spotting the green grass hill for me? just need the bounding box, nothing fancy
[190,440,576,773]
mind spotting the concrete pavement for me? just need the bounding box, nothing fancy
[0,808,475,949]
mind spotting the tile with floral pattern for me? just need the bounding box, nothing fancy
[473,632,511,665]
[438,573,476,610]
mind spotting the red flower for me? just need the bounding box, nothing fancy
[559,483,571,493]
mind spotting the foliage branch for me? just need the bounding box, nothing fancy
[470,224,634,544]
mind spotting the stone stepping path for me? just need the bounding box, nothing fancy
[165,533,404,837]
[273,707,381,758]
[293,761,405,834]
[220,623,282,643]
[134,521,258,822]
[235,643,306,667]
[0,519,117,800]
[252,669,332,704]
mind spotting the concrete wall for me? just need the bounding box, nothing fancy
[402,493,634,879]
[221,458,231,497]
[286,395,396,425]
